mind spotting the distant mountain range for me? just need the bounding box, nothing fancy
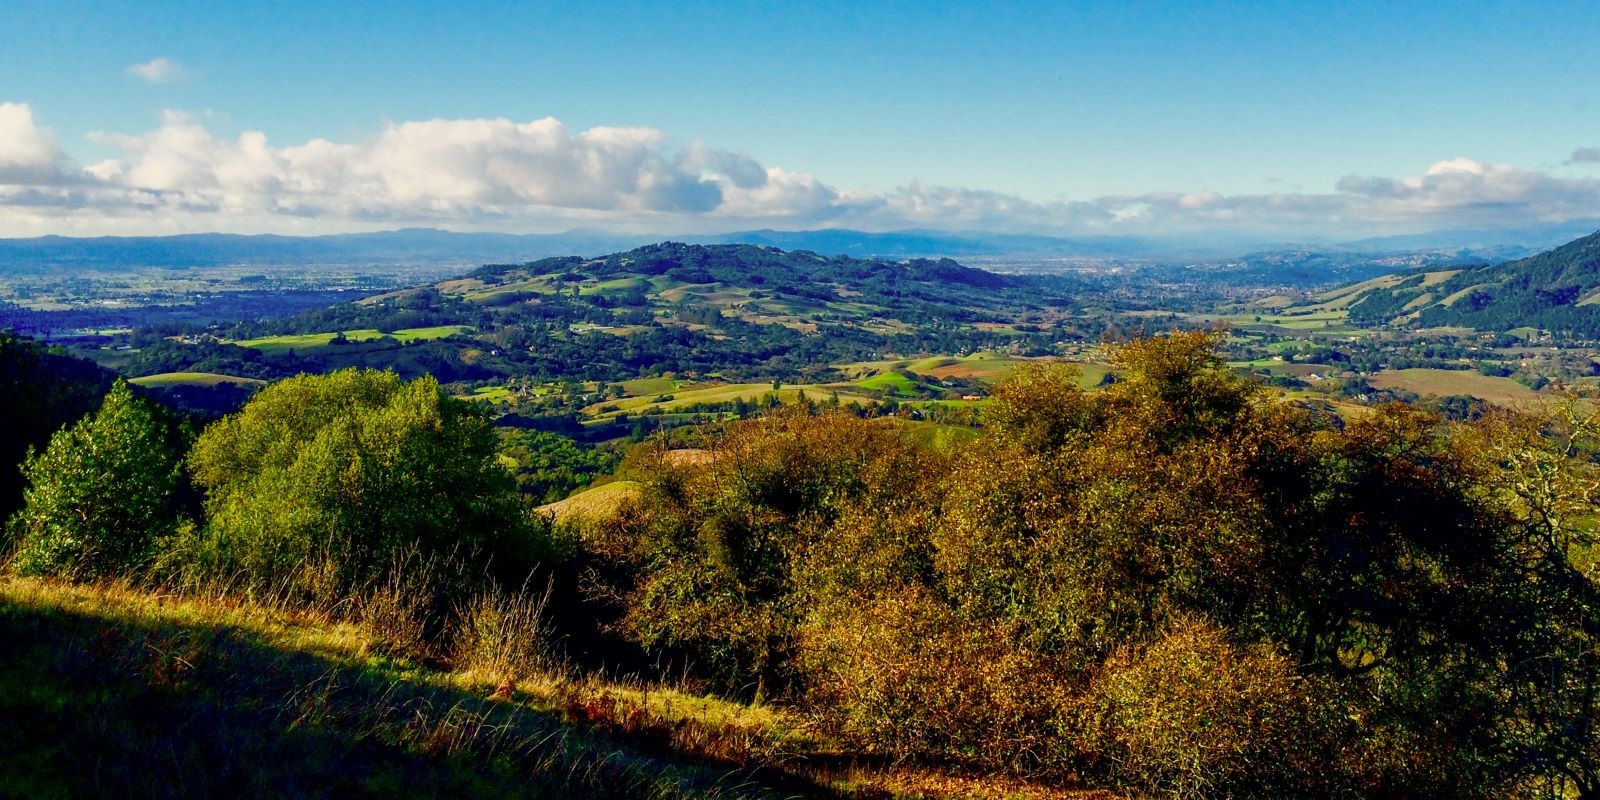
[0,229,648,274]
[0,228,1198,273]
[4,222,1598,274]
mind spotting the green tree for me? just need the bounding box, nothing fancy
[181,369,541,604]
[8,379,180,579]
[497,428,620,502]
[0,332,114,522]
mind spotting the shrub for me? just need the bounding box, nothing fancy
[587,333,1600,795]
[180,369,549,618]
[1082,618,1338,799]
[799,587,1079,776]
[599,409,935,698]
[7,379,181,579]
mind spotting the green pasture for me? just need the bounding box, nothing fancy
[230,325,472,353]
[129,371,267,388]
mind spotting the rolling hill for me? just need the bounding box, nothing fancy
[1291,229,1600,334]
[172,242,1091,388]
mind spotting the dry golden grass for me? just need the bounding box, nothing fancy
[536,480,643,523]
[0,575,1108,799]
[1367,368,1540,407]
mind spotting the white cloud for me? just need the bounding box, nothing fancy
[0,103,73,185]
[3,105,1600,238]
[1570,147,1600,164]
[1329,157,1600,227]
[56,112,869,228]
[125,58,186,84]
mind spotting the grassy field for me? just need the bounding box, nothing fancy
[836,352,1078,386]
[1215,271,1474,332]
[1228,360,1334,377]
[459,277,561,302]
[1069,363,1112,388]
[617,376,685,396]
[1219,309,1354,331]
[1367,368,1539,406]
[1285,270,1458,315]
[0,576,1091,800]
[580,277,650,296]
[231,325,473,353]
[1439,283,1489,308]
[898,419,982,451]
[585,383,881,418]
[855,370,920,394]
[464,385,517,402]
[536,480,642,522]
[129,371,266,388]
[914,352,1027,382]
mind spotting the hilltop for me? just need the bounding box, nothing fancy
[0,228,1142,273]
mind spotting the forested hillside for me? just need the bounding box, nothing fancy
[1335,229,1600,333]
[125,243,1113,387]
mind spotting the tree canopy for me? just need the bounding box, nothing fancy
[0,332,115,522]
[7,379,181,578]
[181,368,541,601]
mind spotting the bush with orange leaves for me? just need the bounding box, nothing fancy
[799,586,1081,776]
[591,331,1600,798]
[592,408,941,700]
[1082,617,1341,800]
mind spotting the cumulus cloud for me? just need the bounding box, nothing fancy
[1328,157,1600,228]
[1570,147,1600,164]
[3,104,1600,238]
[860,157,1600,235]
[0,103,73,185]
[65,113,856,224]
[125,57,186,83]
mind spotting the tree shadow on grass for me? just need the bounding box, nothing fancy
[0,594,864,799]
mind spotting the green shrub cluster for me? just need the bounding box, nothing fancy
[6,379,181,579]
[5,368,555,656]
[177,369,546,604]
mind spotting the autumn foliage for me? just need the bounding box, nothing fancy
[595,331,1600,798]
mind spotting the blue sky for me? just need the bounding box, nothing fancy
[1,0,1597,237]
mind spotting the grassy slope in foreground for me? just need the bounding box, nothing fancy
[0,577,817,799]
[0,577,1093,800]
